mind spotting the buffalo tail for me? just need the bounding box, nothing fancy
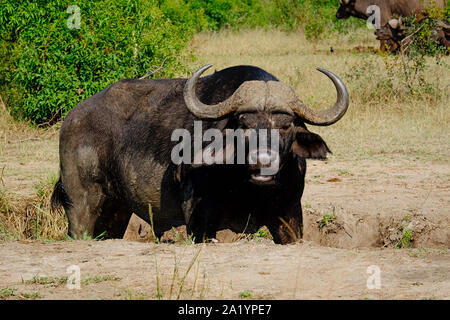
[50,177,72,211]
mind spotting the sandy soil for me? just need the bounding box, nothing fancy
[302,159,450,249]
[0,240,448,300]
[0,156,449,300]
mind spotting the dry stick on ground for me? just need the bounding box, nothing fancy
[11,137,42,144]
[10,130,58,144]
[139,57,168,80]
[279,217,299,242]
[0,165,5,187]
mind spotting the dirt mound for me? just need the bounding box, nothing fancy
[303,206,449,249]
[122,159,450,250]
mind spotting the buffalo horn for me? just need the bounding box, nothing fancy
[388,18,400,29]
[290,68,349,126]
[184,64,236,119]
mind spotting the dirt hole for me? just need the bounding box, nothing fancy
[123,208,449,249]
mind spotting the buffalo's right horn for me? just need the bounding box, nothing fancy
[184,64,237,119]
[388,18,400,29]
[290,68,349,126]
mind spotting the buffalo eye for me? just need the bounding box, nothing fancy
[238,114,249,129]
[238,113,259,129]
[272,113,294,129]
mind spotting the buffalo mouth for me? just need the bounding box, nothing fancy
[249,172,276,184]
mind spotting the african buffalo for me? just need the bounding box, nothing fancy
[336,0,449,51]
[51,65,349,244]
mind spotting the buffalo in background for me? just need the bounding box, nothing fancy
[336,0,450,52]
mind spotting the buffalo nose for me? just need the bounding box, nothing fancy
[248,149,279,167]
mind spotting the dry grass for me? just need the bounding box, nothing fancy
[0,98,60,196]
[0,167,68,240]
[190,28,450,162]
[0,100,67,241]
[0,28,449,241]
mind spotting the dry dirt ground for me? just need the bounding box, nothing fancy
[0,157,449,300]
[0,239,448,300]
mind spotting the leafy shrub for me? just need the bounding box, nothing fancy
[187,0,365,36]
[0,0,364,124]
[0,0,195,124]
[399,7,450,57]
[344,54,446,107]
[295,0,365,39]
[395,228,412,249]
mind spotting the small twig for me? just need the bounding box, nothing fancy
[241,213,251,234]
[10,137,42,144]
[342,226,353,238]
[401,24,425,54]
[416,176,436,215]
[10,130,58,144]
[235,13,248,24]
[0,94,6,111]
[0,165,5,187]
[279,217,299,242]
[139,57,168,80]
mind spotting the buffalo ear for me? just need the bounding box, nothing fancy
[291,128,331,160]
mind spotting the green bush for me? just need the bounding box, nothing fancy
[295,0,365,38]
[0,0,195,124]
[178,0,365,36]
[400,7,450,57]
[0,0,363,124]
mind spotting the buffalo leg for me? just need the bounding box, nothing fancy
[94,201,132,239]
[379,40,388,53]
[179,173,222,242]
[186,199,222,243]
[60,151,106,239]
[63,178,105,239]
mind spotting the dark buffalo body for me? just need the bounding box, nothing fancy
[51,65,349,244]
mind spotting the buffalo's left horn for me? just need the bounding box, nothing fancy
[388,18,400,29]
[184,64,236,119]
[290,68,349,126]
